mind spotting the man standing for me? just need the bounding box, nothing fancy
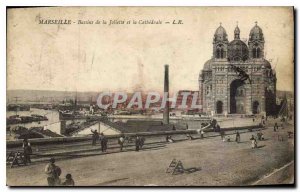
[235,131,240,143]
[139,136,145,149]
[44,158,61,186]
[22,138,32,164]
[274,123,278,132]
[135,135,140,152]
[100,133,107,152]
[118,135,125,151]
[91,129,99,146]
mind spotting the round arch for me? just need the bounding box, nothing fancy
[216,101,223,114]
[252,101,260,114]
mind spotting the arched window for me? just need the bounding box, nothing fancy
[252,47,261,58]
[216,101,223,114]
[257,48,260,58]
[216,49,220,58]
[220,48,224,58]
[216,44,225,59]
[252,48,256,58]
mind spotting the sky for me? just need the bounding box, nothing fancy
[7,7,294,93]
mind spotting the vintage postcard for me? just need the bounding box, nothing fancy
[6,7,294,186]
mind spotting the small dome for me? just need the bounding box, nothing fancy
[203,59,213,70]
[249,22,264,41]
[214,23,228,42]
[228,39,249,61]
[262,59,271,68]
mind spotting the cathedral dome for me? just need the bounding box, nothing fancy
[203,59,213,70]
[214,24,228,41]
[249,22,264,41]
[228,39,249,61]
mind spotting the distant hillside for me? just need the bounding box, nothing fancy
[7,89,294,104]
[7,89,100,104]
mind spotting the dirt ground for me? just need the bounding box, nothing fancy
[6,119,294,186]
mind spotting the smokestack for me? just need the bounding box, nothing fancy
[163,65,169,124]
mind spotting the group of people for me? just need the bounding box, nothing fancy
[134,135,145,152]
[91,132,146,152]
[45,158,75,186]
[118,135,146,151]
[91,130,108,152]
[221,129,265,149]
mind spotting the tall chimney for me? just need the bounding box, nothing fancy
[163,65,169,124]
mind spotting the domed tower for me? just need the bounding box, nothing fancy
[228,24,249,62]
[213,23,229,60]
[248,21,265,59]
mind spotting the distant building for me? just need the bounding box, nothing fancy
[199,22,277,116]
[176,90,200,112]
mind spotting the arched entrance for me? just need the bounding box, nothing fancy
[216,101,223,114]
[252,101,259,114]
[230,79,246,114]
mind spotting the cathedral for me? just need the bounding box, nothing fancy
[199,22,277,116]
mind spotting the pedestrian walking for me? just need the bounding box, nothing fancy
[44,158,61,186]
[62,173,75,186]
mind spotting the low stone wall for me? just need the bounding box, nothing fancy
[6,124,262,148]
[6,129,199,148]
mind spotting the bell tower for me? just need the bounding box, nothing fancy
[213,23,229,60]
[248,21,265,59]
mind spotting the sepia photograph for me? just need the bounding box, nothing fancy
[6,6,294,186]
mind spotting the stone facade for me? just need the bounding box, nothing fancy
[199,22,277,116]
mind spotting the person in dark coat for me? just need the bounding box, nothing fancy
[22,138,32,164]
[135,135,140,152]
[91,129,99,145]
[235,131,240,143]
[139,136,145,149]
[100,133,107,152]
[274,123,278,132]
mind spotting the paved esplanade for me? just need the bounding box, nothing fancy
[7,119,294,186]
